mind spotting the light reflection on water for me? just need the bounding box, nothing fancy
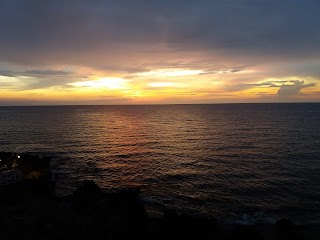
[0,103,320,224]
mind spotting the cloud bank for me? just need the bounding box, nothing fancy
[0,0,319,104]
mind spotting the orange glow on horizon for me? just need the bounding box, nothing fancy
[0,67,319,104]
[70,77,130,89]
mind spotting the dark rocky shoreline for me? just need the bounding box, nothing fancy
[0,152,318,240]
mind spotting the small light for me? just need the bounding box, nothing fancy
[17,155,21,159]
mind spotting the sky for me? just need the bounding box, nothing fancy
[0,0,319,105]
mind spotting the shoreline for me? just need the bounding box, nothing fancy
[1,179,319,240]
[1,152,319,239]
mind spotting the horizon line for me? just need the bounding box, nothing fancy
[1,101,320,107]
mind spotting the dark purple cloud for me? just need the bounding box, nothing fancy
[0,0,320,67]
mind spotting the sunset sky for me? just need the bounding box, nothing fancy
[0,0,319,105]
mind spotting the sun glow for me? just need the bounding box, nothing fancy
[70,77,129,89]
[148,82,185,88]
[138,68,204,77]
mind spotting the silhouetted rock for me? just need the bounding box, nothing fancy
[73,180,102,209]
[231,226,263,240]
[275,218,294,231]
[0,153,318,240]
[275,218,303,240]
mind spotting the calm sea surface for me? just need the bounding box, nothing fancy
[1,103,320,224]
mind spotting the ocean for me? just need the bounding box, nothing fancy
[0,103,320,224]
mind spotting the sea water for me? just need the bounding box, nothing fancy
[1,103,319,224]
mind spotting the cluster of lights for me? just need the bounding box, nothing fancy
[0,155,20,164]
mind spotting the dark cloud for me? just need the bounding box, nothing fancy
[0,70,16,77]
[0,69,71,77]
[0,67,87,90]
[225,82,277,91]
[0,97,131,106]
[225,80,317,96]
[277,80,316,97]
[23,69,71,76]
[0,0,320,67]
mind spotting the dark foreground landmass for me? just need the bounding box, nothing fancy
[0,152,319,240]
